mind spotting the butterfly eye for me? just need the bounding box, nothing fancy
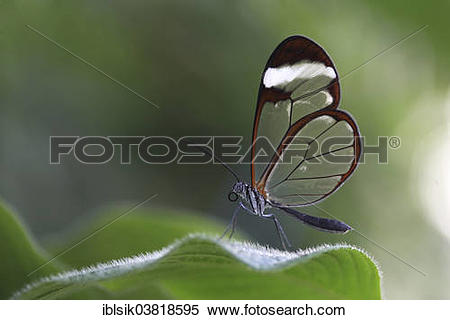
[228,191,238,202]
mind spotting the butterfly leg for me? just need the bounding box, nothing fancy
[238,203,291,250]
[228,204,241,240]
[273,216,292,249]
[262,213,292,250]
[228,201,259,239]
[219,204,240,240]
[238,201,258,216]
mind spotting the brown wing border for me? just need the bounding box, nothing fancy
[256,108,362,207]
[251,35,341,186]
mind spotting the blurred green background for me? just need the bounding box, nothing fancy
[1,0,449,299]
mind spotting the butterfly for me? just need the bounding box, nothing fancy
[207,35,361,249]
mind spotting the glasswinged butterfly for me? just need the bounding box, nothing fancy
[207,35,361,249]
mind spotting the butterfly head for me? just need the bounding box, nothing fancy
[228,182,245,202]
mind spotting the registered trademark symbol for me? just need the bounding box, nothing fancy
[389,136,401,149]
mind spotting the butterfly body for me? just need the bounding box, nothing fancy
[232,181,267,217]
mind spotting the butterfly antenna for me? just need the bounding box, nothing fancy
[184,139,241,182]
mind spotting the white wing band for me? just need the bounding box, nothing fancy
[263,61,336,89]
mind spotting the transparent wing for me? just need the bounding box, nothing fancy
[256,110,361,207]
[251,36,340,186]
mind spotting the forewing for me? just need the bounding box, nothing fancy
[251,36,340,186]
[256,109,361,207]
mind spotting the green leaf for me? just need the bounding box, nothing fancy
[49,208,231,269]
[14,235,381,299]
[0,200,58,299]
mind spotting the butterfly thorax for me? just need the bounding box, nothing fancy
[232,182,267,216]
